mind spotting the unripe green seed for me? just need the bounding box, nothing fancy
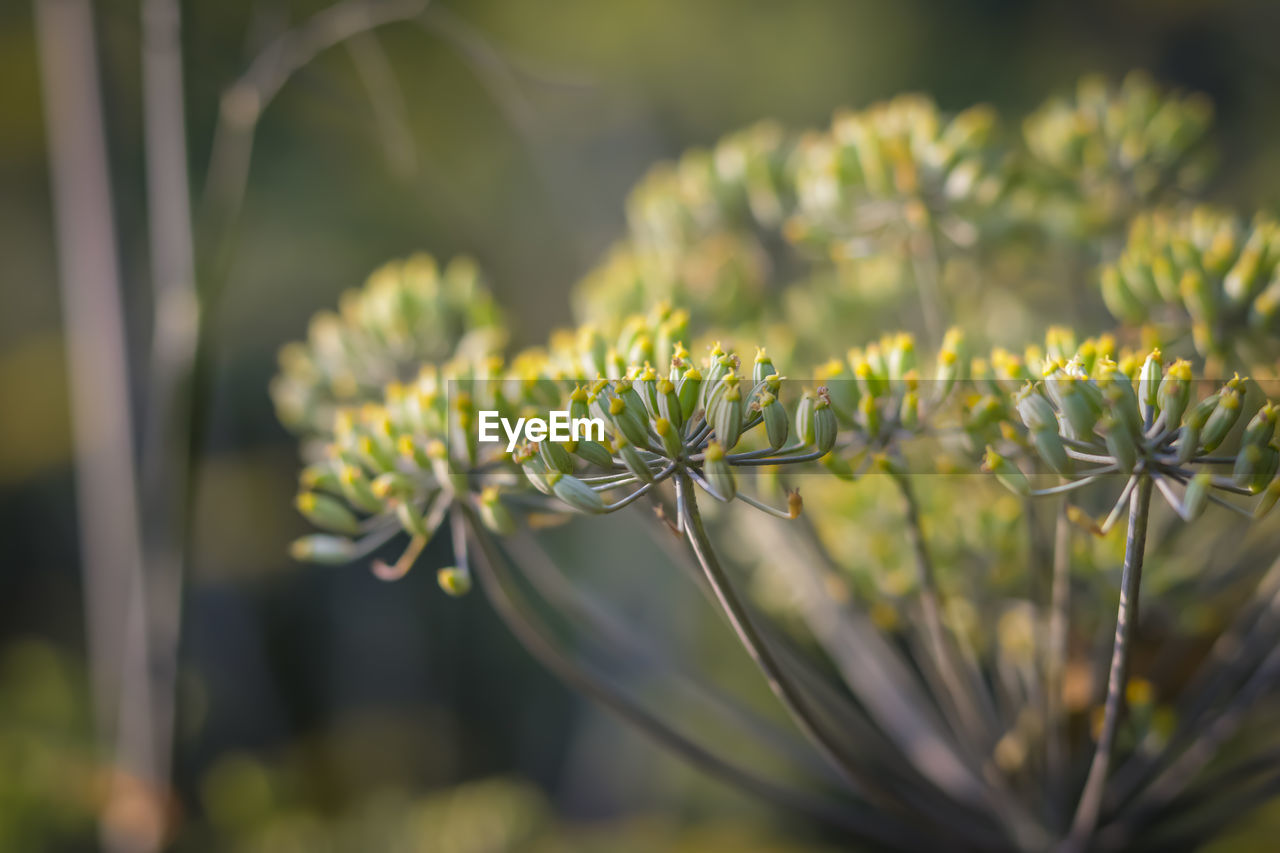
[573,439,615,469]
[1102,415,1138,474]
[1182,471,1212,520]
[539,440,574,474]
[983,446,1028,496]
[617,438,656,484]
[813,394,838,454]
[477,487,515,535]
[1202,389,1243,452]
[655,417,684,458]
[703,441,737,502]
[760,392,789,450]
[437,566,473,597]
[296,491,361,535]
[550,471,607,512]
[290,534,357,564]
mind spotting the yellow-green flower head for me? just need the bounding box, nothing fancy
[1022,71,1214,233]
[271,254,506,435]
[1005,338,1280,526]
[1100,206,1280,366]
[288,351,542,583]
[789,95,1007,253]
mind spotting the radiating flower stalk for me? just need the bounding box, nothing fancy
[274,75,1280,852]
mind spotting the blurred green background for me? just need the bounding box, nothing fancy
[6,0,1280,848]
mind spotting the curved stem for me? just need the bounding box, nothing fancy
[1063,475,1153,850]
[464,510,924,849]
[675,471,873,795]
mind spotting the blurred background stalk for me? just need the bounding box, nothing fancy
[34,0,162,849]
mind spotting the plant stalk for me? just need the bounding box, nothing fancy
[1064,475,1153,850]
[463,509,923,849]
[676,471,876,795]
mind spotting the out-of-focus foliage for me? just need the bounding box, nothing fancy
[0,642,98,850]
[1020,71,1215,238]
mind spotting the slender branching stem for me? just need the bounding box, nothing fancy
[675,471,869,793]
[463,509,926,848]
[1064,475,1154,850]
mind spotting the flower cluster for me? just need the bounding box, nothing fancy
[516,340,834,519]
[1100,206,1280,365]
[289,353,546,590]
[808,329,967,473]
[1021,71,1214,233]
[271,254,505,434]
[575,123,790,326]
[787,95,1007,253]
[986,346,1280,525]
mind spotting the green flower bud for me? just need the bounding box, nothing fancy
[573,439,615,469]
[616,438,656,484]
[1102,378,1143,438]
[1138,349,1163,418]
[937,328,965,397]
[657,377,683,428]
[1014,386,1057,432]
[370,472,414,502]
[1181,471,1212,521]
[703,441,736,502]
[760,392,789,450]
[1255,478,1280,519]
[654,417,683,459]
[570,385,590,422]
[1243,403,1278,448]
[539,440,575,474]
[295,491,361,535]
[900,390,921,431]
[677,367,703,422]
[983,447,1028,496]
[437,566,473,597]
[1180,268,1218,326]
[1202,389,1244,452]
[1055,378,1101,441]
[814,392,838,454]
[477,487,515,535]
[338,464,383,514]
[1032,428,1074,477]
[549,471,607,513]
[1224,247,1265,306]
[1101,415,1138,474]
[289,534,357,564]
[1101,267,1145,323]
[887,333,917,380]
[795,392,817,445]
[858,393,881,438]
[1241,445,1279,494]
[709,379,745,450]
[608,395,651,448]
[753,347,776,383]
[300,463,341,494]
[1157,360,1193,427]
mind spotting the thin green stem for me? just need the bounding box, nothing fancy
[464,509,924,848]
[675,471,869,794]
[1063,475,1154,850]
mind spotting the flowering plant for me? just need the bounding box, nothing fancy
[276,74,1280,851]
